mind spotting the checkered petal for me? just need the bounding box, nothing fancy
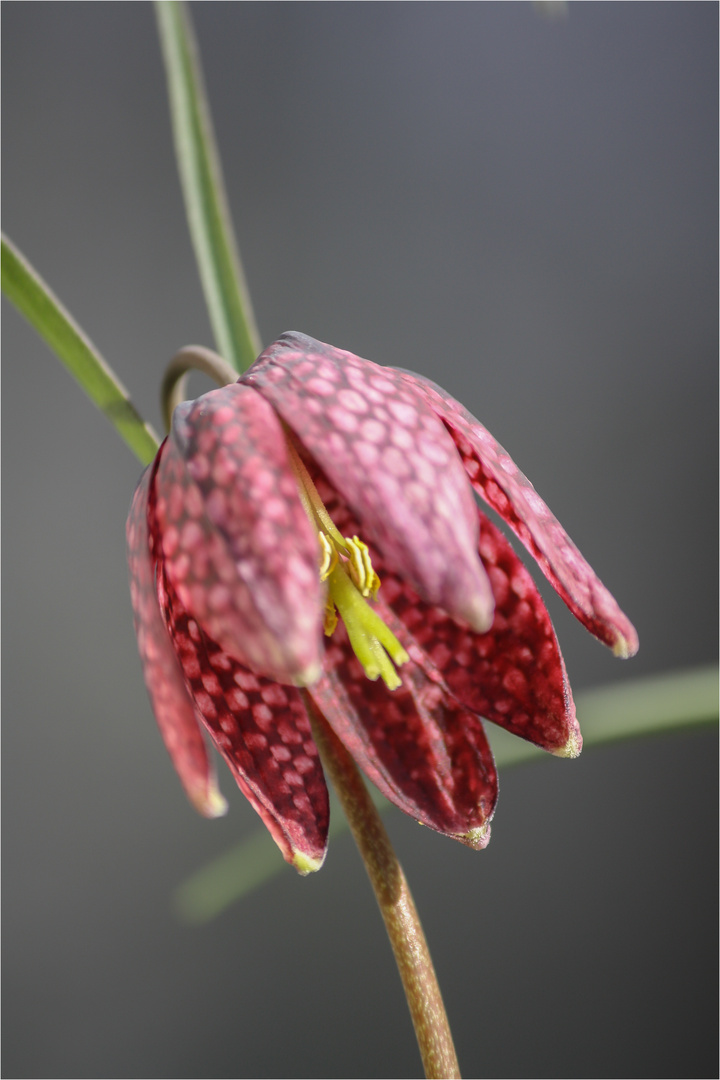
[401,370,639,659]
[126,464,227,818]
[155,383,324,686]
[310,624,497,848]
[315,463,580,757]
[157,554,330,873]
[243,332,495,633]
[380,514,581,757]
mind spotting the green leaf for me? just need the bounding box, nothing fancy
[155,1,261,372]
[174,665,718,923]
[2,235,160,466]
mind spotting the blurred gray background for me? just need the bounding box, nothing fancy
[3,3,717,1078]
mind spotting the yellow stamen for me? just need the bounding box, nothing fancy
[285,437,407,689]
[323,596,339,637]
[318,532,338,581]
[344,536,381,599]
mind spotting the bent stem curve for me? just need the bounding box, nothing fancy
[161,344,239,432]
[304,695,462,1080]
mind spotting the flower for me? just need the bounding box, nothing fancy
[127,332,638,873]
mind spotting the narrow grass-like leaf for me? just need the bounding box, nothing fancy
[155,0,261,372]
[2,235,160,466]
[174,665,718,922]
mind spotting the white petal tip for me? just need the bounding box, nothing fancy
[293,660,323,688]
[460,822,492,850]
[193,785,229,819]
[552,727,583,759]
[612,635,638,660]
[292,849,326,875]
[462,593,495,634]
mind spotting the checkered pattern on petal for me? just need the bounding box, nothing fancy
[156,383,324,685]
[400,370,639,659]
[312,461,580,757]
[243,333,494,632]
[156,552,329,873]
[126,461,226,818]
[310,624,497,848]
[379,515,581,757]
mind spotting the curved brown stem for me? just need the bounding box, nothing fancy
[305,696,462,1080]
[161,344,239,432]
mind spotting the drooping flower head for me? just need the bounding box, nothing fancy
[127,333,637,872]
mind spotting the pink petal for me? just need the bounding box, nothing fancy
[126,464,227,818]
[243,333,494,633]
[311,625,497,849]
[157,558,329,873]
[401,371,639,658]
[157,383,324,686]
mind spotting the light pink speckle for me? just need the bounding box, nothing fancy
[271,744,292,763]
[389,400,419,427]
[227,687,249,711]
[370,376,396,395]
[355,441,379,468]
[261,683,289,707]
[327,406,358,434]
[360,418,386,444]
[187,454,210,482]
[201,671,221,695]
[337,388,368,414]
[232,670,258,691]
[306,377,336,396]
[212,405,236,426]
[194,691,217,719]
[252,702,273,728]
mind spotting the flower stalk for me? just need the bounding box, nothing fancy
[304,694,462,1080]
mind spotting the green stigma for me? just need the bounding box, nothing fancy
[323,560,409,690]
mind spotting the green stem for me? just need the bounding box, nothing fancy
[305,696,461,1080]
[1,234,160,466]
[155,1,261,372]
[160,345,238,432]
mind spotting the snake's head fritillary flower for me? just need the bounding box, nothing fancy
[127,332,638,873]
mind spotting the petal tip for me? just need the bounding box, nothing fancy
[552,724,583,759]
[612,627,639,660]
[292,660,324,688]
[192,784,229,819]
[459,821,492,850]
[292,848,326,875]
[460,591,495,635]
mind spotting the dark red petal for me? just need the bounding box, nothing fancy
[126,463,227,818]
[381,513,581,757]
[400,370,639,659]
[311,461,579,756]
[243,332,494,633]
[157,383,324,686]
[311,625,497,848]
[156,555,329,873]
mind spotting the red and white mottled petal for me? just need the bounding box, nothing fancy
[158,561,329,873]
[310,623,497,848]
[380,514,581,757]
[243,333,494,633]
[400,370,639,659]
[314,463,580,757]
[157,383,324,686]
[126,464,227,818]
